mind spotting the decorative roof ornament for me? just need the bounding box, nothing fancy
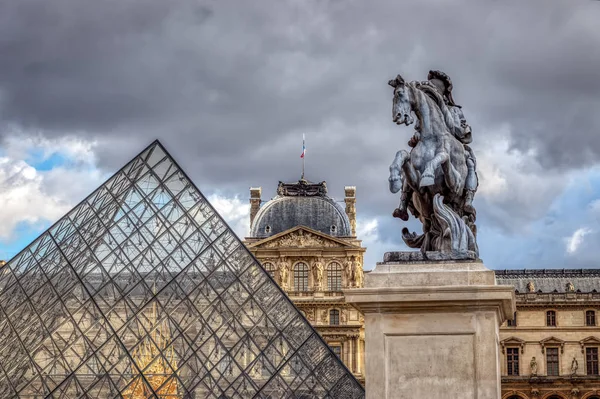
[527,281,536,293]
[276,180,328,197]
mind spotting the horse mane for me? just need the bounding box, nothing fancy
[412,81,456,132]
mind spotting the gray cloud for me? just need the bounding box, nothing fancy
[1,0,600,267]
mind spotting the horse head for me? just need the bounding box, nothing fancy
[389,75,415,126]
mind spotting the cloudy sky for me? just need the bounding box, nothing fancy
[1,0,600,270]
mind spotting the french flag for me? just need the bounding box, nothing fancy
[300,134,306,158]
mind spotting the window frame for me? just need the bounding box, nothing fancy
[326,262,343,292]
[262,262,277,280]
[546,310,557,327]
[331,345,342,358]
[546,347,560,376]
[329,309,340,326]
[293,262,309,292]
[586,347,599,376]
[506,347,520,376]
[586,310,596,327]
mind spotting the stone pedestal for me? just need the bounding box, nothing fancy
[344,256,515,399]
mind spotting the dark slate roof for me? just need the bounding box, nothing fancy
[250,180,351,238]
[495,269,600,293]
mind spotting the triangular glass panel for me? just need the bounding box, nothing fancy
[0,140,364,398]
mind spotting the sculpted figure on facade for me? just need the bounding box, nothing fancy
[566,281,575,292]
[571,356,578,375]
[527,281,536,293]
[306,308,315,322]
[388,70,479,258]
[312,258,324,290]
[530,357,538,376]
[278,257,289,288]
[351,257,363,288]
[344,258,353,287]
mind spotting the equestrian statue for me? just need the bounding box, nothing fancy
[388,70,479,259]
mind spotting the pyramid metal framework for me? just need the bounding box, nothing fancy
[0,141,365,399]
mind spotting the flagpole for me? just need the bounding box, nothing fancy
[301,134,305,180]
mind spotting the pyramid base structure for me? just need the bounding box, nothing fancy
[344,254,515,399]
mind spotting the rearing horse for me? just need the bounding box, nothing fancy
[388,74,468,228]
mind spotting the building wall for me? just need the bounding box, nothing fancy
[499,292,600,399]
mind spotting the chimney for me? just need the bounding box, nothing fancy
[249,187,262,227]
[344,186,356,236]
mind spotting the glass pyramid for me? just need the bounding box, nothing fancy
[0,141,365,399]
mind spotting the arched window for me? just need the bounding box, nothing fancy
[293,263,309,291]
[327,262,343,291]
[329,309,340,325]
[547,310,556,326]
[262,262,276,280]
[586,310,596,326]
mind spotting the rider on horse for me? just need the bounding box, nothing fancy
[404,70,478,218]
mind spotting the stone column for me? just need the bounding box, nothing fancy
[345,256,515,399]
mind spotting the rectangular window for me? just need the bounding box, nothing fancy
[586,311,596,327]
[587,347,599,375]
[546,348,559,376]
[293,263,309,292]
[327,263,343,291]
[547,311,556,327]
[331,345,342,358]
[507,347,519,376]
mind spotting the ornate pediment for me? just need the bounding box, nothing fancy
[500,337,525,354]
[579,336,600,353]
[540,336,565,353]
[250,227,355,249]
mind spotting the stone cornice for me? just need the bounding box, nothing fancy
[516,293,600,308]
[496,269,600,278]
[501,375,600,383]
[245,225,364,250]
[344,285,515,323]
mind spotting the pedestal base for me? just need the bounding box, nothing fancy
[345,257,515,399]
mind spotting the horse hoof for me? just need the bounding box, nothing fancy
[393,208,409,221]
[420,175,435,187]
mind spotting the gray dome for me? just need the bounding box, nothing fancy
[250,180,352,238]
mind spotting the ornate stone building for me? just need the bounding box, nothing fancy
[244,179,366,384]
[496,269,600,399]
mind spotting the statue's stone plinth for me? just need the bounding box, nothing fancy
[344,253,515,399]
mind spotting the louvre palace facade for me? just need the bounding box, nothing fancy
[497,270,600,399]
[243,180,366,384]
[0,141,364,399]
